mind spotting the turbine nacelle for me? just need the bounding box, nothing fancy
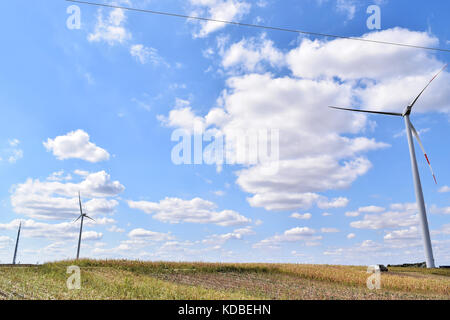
[402,106,412,117]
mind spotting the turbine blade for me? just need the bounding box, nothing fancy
[409,64,448,109]
[85,215,95,222]
[328,106,402,116]
[78,191,83,215]
[73,215,82,223]
[410,121,437,184]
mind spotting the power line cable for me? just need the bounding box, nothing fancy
[66,0,450,53]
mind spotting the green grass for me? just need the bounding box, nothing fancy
[0,260,448,300]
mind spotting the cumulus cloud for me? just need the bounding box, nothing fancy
[128,197,251,226]
[11,171,124,220]
[358,205,385,213]
[287,28,450,113]
[189,0,251,38]
[128,228,175,242]
[291,213,312,220]
[221,34,285,73]
[158,100,207,133]
[160,27,448,215]
[438,186,450,193]
[321,228,340,233]
[0,219,102,241]
[88,8,131,45]
[44,130,110,163]
[346,205,385,217]
[384,226,420,242]
[202,226,255,245]
[254,227,322,248]
[350,203,418,230]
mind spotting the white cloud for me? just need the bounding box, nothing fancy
[438,186,450,193]
[128,228,174,242]
[189,0,251,38]
[254,227,322,248]
[291,213,312,220]
[430,205,450,215]
[44,130,110,163]
[107,225,125,233]
[347,233,356,239]
[433,224,450,235]
[287,28,450,114]
[128,197,251,226]
[1,139,23,164]
[0,219,102,241]
[213,73,386,212]
[11,171,124,220]
[358,205,385,213]
[384,226,420,241]
[336,0,356,20]
[158,100,207,133]
[221,34,285,73]
[88,8,131,45]
[8,149,23,163]
[8,139,20,147]
[346,205,385,217]
[47,170,73,182]
[0,236,13,249]
[130,44,167,66]
[202,226,255,245]
[317,197,349,209]
[213,190,226,196]
[161,27,448,215]
[321,228,340,233]
[350,203,418,230]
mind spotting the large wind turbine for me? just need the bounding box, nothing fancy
[74,192,95,260]
[329,64,447,269]
[12,221,22,265]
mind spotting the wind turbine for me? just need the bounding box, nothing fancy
[329,64,448,269]
[74,192,95,260]
[12,221,22,265]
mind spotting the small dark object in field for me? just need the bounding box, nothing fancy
[377,265,388,272]
[440,266,450,269]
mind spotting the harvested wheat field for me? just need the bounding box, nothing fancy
[0,260,448,300]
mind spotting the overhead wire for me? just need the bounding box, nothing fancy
[66,0,450,53]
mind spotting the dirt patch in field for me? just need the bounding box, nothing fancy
[149,271,446,300]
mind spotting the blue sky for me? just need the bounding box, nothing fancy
[0,0,449,266]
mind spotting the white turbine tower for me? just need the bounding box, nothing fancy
[74,192,95,260]
[329,64,448,269]
[12,221,22,265]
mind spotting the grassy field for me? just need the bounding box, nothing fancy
[0,260,448,300]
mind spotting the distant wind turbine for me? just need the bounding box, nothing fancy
[74,192,95,260]
[329,64,448,269]
[12,221,22,265]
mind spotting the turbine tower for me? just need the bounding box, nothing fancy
[74,192,95,260]
[329,64,448,269]
[12,221,22,265]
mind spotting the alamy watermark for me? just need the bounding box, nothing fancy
[66,265,81,290]
[171,127,280,174]
[66,5,81,30]
[366,265,381,290]
[366,5,381,30]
